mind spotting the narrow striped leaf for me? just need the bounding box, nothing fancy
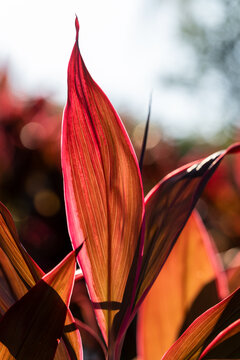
[199,319,240,359]
[62,17,144,346]
[0,201,44,288]
[0,247,27,315]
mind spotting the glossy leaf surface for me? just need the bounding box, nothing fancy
[162,287,240,360]
[137,210,228,359]
[0,250,77,360]
[62,17,144,343]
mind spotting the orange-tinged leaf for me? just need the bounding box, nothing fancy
[71,272,106,355]
[0,277,14,316]
[162,287,240,360]
[46,251,83,360]
[227,251,240,293]
[0,250,77,360]
[54,340,71,360]
[135,144,240,307]
[0,248,27,315]
[75,318,108,359]
[199,319,240,359]
[0,202,82,360]
[137,210,228,359]
[0,201,43,288]
[60,311,83,360]
[62,17,144,343]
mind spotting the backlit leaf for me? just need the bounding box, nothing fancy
[199,319,240,359]
[0,250,77,360]
[54,340,71,360]
[137,210,228,359]
[60,311,83,360]
[0,247,27,314]
[0,201,43,288]
[162,287,240,360]
[62,17,144,345]
[71,272,106,356]
[75,318,107,359]
[227,251,240,293]
[0,202,82,360]
[135,144,240,307]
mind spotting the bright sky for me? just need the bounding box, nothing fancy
[0,0,225,138]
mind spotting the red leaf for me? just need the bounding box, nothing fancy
[199,319,240,359]
[135,144,240,307]
[62,16,144,346]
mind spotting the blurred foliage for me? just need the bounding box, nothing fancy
[163,0,240,126]
[0,70,71,271]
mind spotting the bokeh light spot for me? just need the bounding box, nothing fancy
[20,122,45,149]
[34,190,60,217]
[132,122,161,150]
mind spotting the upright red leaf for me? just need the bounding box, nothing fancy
[62,17,144,345]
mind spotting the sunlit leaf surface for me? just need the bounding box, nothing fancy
[0,201,43,288]
[0,250,77,360]
[135,144,240,307]
[0,202,82,360]
[71,272,106,357]
[0,248,27,314]
[137,210,228,359]
[62,17,144,344]
[162,287,240,360]
[227,251,240,293]
[199,319,240,359]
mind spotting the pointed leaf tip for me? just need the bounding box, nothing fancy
[75,241,84,257]
[75,16,79,38]
[139,93,152,173]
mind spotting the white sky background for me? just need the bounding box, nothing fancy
[0,0,226,138]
